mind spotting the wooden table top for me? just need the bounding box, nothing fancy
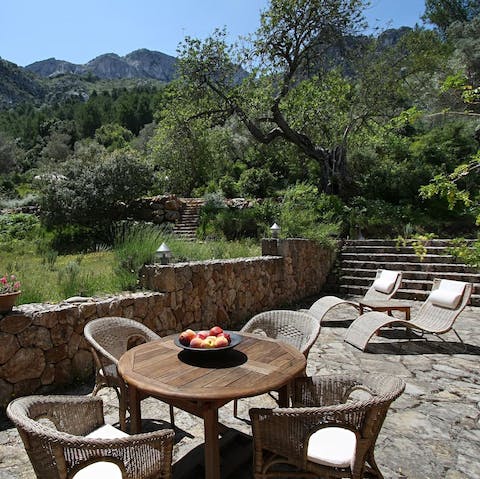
[118,332,307,402]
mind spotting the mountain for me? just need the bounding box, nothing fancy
[0,58,46,108]
[25,49,177,82]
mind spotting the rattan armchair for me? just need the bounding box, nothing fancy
[7,395,174,479]
[249,374,405,479]
[234,310,321,416]
[84,316,174,431]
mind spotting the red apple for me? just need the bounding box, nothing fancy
[178,329,196,346]
[197,330,210,339]
[218,332,231,343]
[209,325,224,336]
[189,336,204,348]
[214,335,229,348]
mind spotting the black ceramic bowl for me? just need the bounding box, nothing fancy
[174,331,242,353]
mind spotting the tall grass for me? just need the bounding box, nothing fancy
[0,220,261,305]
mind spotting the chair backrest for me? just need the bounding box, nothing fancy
[292,373,405,473]
[84,317,161,365]
[7,395,105,479]
[415,278,473,333]
[363,269,403,301]
[7,395,174,479]
[241,310,321,358]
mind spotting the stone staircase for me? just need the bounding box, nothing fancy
[172,198,204,241]
[332,239,480,306]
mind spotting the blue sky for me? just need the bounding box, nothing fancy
[1,0,427,67]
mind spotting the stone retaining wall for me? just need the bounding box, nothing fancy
[0,239,335,407]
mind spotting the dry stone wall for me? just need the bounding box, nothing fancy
[0,239,335,407]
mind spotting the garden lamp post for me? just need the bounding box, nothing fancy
[270,223,281,239]
[156,242,172,265]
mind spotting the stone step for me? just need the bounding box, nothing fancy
[341,268,480,283]
[340,260,478,273]
[342,238,473,247]
[335,238,479,306]
[342,245,455,255]
[341,252,459,264]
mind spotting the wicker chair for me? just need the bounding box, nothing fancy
[345,278,473,351]
[7,395,174,479]
[234,310,321,416]
[84,316,174,431]
[249,374,405,479]
[305,269,403,323]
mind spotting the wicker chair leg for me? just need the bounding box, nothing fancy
[169,405,175,428]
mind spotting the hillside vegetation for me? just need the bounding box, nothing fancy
[0,0,479,264]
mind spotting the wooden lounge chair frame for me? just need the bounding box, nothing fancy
[345,279,473,351]
[306,269,403,323]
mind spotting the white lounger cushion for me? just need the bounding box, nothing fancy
[72,424,129,479]
[372,270,399,294]
[307,426,356,469]
[429,279,467,309]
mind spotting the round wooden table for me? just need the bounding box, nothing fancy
[118,332,307,479]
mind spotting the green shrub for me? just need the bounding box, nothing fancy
[113,222,172,290]
[279,183,342,246]
[237,168,275,198]
[218,175,239,198]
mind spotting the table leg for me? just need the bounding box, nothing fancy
[203,402,220,479]
[128,385,142,434]
[278,385,289,407]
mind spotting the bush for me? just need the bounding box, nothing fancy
[279,183,342,245]
[113,222,172,290]
[39,149,155,246]
[237,168,275,197]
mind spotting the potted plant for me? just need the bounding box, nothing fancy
[0,274,21,314]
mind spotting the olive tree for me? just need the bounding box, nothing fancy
[176,0,370,194]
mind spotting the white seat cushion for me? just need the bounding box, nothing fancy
[72,461,123,479]
[429,280,467,309]
[307,426,356,469]
[72,424,129,478]
[85,423,129,439]
[372,270,399,294]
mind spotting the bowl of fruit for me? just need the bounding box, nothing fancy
[174,326,241,353]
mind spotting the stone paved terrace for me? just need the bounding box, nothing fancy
[1,298,479,479]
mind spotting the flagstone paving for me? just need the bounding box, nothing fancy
[1,298,479,478]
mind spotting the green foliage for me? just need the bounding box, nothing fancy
[395,233,437,261]
[198,195,279,240]
[279,183,342,245]
[39,149,154,243]
[0,213,41,251]
[113,222,171,290]
[94,123,133,150]
[237,168,275,198]
[423,0,480,35]
[447,237,480,267]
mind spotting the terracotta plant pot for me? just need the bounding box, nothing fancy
[0,291,21,314]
